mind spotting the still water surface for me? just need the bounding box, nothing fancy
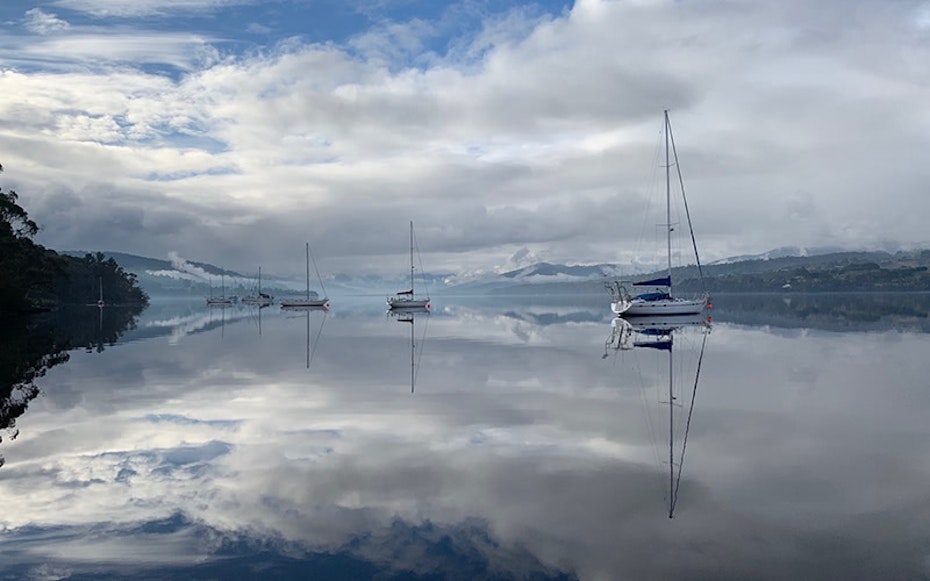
[2,294,930,580]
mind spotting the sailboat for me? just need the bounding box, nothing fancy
[609,110,709,317]
[388,221,431,310]
[604,314,710,518]
[241,266,273,306]
[280,243,330,309]
[95,277,105,308]
[206,270,234,305]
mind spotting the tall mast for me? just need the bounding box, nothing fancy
[665,110,672,289]
[305,242,310,300]
[258,266,262,295]
[409,221,415,297]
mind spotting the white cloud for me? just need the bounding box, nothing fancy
[0,0,928,275]
[50,0,255,18]
[24,8,71,35]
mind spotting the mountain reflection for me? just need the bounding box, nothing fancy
[0,304,144,468]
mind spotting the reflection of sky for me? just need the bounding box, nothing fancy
[3,300,930,579]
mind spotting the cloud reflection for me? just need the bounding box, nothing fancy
[2,299,930,578]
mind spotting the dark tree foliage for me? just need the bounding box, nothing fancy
[0,304,144,467]
[0,165,148,315]
[0,316,70,468]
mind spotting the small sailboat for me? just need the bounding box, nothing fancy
[95,277,105,308]
[609,110,709,317]
[388,221,431,310]
[206,270,234,305]
[280,243,330,309]
[241,266,273,306]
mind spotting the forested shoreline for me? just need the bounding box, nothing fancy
[0,164,148,316]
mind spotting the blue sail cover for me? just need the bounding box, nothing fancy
[633,276,671,287]
[634,291,670,302]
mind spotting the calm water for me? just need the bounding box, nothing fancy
[2,294,930,580]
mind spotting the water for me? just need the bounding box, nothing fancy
[2,294,930,580]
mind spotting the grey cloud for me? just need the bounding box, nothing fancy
[2,0,929,277]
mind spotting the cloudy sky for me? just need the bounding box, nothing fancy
[1,0,928,277]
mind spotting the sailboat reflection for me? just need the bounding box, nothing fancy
[605,314,710,518]
[282,305,328,369]
[389,307,430,393]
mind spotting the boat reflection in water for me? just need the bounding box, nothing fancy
[281,304,329,369]
[605,313,711,518]
[389,307,430,393]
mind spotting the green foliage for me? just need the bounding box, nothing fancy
[0,166,148,314]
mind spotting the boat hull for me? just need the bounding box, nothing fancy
[388,298,431,310]
[611,296,707,316]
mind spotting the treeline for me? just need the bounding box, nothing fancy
[677,262,930,293]
[0,164,148,315]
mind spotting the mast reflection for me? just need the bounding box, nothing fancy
[605,314,710,518]
[282,305,329,370]
[389,307,430,393]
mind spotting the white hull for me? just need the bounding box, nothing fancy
[611,296,707,316]
[388,298,431,310]
[281,298,330,309]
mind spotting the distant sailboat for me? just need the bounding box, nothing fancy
[95,277,105,308]
[608,110,709,317]
[388,221,431,310]
[242,266,273,306]
[280,243,330,309]
[206,270,235,305]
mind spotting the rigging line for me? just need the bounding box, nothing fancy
[636,126,665,270]
[413,225,429,297]
[669,325,709,517]
[413,312,430,390]
[666,115,706,292]
[630,347,662,471]
[309,310,328,369]
[308,245,327,297]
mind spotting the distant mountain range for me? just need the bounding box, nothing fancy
[66,248,930,297]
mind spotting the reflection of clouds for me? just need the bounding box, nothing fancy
[2,304,930,577]
[143,306,255,344]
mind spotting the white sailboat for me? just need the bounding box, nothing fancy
[609,110,709,317]
[206,270,234,305]
[95,277,105,308]
[388,221,431,311]
[241,266,273,306]
[280,243,330,309]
